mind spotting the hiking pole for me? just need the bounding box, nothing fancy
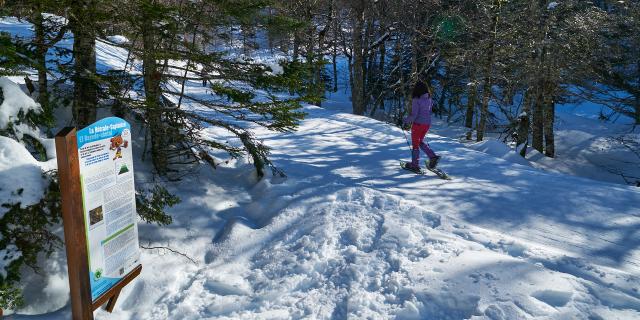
[402,122,413,151]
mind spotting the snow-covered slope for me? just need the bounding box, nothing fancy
[424,110,639,187]
[18,105,636,319]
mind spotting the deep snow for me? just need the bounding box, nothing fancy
[13,104,640,319]
[102,105,640,319]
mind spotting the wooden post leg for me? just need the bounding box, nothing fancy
[56,128,93,320]
[105,290,121,313]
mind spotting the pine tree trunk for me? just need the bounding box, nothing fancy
[410,35,418,81]
[543,79,555,157]
[347,54,353,92]
[517,89,532,157]
[465,73,476,140]
[377,39,386,112]
[331,2,338,93]
[405,34,418,116]
[532,83,545,153]
[365,50,375,105]
[293,31,300,62]
[477,0,501,142]
[369,41,386,117]
[437,66,449,118]
[308,26,323,107]
[70,1,97,128]
[32,12,48,112]
[363,19,374,100]
[477,75,492,141]
[332,43,338,92]
[350,0,366,115]
[532,1,549,154]
[391,39,404,122]
[141,8,168,175]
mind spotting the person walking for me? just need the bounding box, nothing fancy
[403,81,441,172]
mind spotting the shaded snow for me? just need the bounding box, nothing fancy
[0,77,55,217]
[467,140,531,167]
[0,136,54,217]
[0,136,51,281]
[0,77,42,129]
[79,105,640,320]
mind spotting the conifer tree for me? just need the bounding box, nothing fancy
[104,0,307,178]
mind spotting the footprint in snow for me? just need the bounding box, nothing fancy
[531,289,573,308]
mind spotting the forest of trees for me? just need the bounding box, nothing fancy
[268,0,639,158]
[0,0,638,310]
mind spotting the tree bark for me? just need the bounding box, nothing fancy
[32,12,48,112]
[332,42,338,92]
[350,0,366,115]
[465,70,476,140]
[141,4,168,175]
[543,78,555,157]
[477,0,501,142]
[331,3,339,93]
[531,83,545,153]
[369,40,386,117]
[437,66,449,118]
[292,31,300,62]
[517,89,532,157]
[308,25,323,106]
[405,34,418,116]
[532,0,549,154]
[377,37,386,112]
[70,0,97,128]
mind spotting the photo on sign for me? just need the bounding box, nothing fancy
[89,206,104,226]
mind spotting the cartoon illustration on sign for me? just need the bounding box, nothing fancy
[110,135,129,160]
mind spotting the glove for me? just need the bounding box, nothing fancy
[402,123,411,131]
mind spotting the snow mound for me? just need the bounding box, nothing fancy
[0,76,42,129]
[0,77,56,159]
[467,139,531,166]
[106,35,129,45]
[150,188,444,319]
[0,136,49,217]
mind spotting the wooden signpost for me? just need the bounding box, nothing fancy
[55,117,142,320]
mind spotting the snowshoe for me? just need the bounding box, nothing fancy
[400,161,425,175]
[425,160,451,180]
[427,155,441,169]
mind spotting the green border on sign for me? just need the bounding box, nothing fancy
[101,223,134,245]
[80,174,91,266]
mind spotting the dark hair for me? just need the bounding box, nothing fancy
[412,81,429,98]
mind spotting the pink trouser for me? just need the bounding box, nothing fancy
[411,123,436,159]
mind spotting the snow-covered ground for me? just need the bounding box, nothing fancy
[103,106,640,319]
[3,15,640,320]
[13,103,640,319]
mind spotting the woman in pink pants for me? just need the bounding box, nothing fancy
[403,81,440,171]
